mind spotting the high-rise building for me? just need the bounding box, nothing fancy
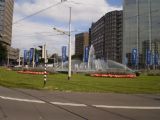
[90,10,123,63]
[0,0,19,65]
[75,32,89,60]
[105,11,123,63]
[90,16,105,59]
[0,0,14,46]
[123,0,160,68]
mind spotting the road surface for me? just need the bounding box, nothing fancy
[0,86,160,120]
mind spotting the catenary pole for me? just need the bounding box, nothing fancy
[68,7,72,80]
[136,0,139,70]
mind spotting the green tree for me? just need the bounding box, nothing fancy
[0,42,7,64]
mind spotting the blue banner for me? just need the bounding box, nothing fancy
[158,53,160,65]
[83,46,89,62]
[62,46,67,62]
[24,50,28,64]
[154,52,159,65]
[151,52,155,65]
[35,54,39,64]
[131,48,138,65]
[30,48,34,63]
[146,49,151,65]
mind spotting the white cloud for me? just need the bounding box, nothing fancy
[12,0,122,56]
[12,19,71,56]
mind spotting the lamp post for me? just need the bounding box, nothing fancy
[53,7,72,80]
[68,7,72,80]
[18,50,21,66]
[136,0,139,70]
[32,48,35,68]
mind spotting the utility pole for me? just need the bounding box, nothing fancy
[68,7,72,80]
[148,0,154,69]
[136,0,139,70]
[148,0,152,55]
[53,1,72,80]
[32,48,35,68]
[18,50,21,66]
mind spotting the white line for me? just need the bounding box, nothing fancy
[51,102,87,107]
[0,96,45,104]
[93,105,160,110]
[1,95,159,110]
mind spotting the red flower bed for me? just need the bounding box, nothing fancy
[90,74,136,78]
[17,71,48,75]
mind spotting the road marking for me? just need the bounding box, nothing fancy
[1,95,160,110]
[93,105,160,110]
[0,96,45,104]
[51,102,87,107]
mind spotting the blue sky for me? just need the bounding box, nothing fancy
[12,0,122,55]
[106,0,123,6]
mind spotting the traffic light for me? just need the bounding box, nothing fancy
[38,45,45,58]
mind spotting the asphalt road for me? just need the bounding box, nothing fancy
[0,86,160,120]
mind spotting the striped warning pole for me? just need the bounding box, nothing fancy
[43,44,47,87]
[43,63,47,87]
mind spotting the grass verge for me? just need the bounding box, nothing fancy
[0,67,160,93]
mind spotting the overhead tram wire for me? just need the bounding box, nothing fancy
[4,0,67,28]
[13,34,66,38]
[69,0,108,7]
[13,3,61,25]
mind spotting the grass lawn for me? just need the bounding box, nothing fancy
[0,67,160,93]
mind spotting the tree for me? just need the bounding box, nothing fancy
[0,42,7,65]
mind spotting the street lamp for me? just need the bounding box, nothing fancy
[68,7,72,80]
[53,7,72,80]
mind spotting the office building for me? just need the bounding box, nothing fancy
[0,0,19,65]
[90,16,105,59]
[105,11,123,63]
[75,32,89,60]
[90,10,123,63]
[0,0,14,46]
[123,0,160,68]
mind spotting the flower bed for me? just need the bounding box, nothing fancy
[90,73,136,78]
[17,71,48,75]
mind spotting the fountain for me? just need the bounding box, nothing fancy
[55,45,136,78]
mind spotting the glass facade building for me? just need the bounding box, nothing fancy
[123,0,160,68]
